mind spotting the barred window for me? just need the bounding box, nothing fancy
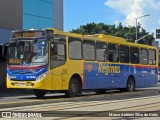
[130,47,139,64]
[50,35,66,69]
[96,42,107,61]
[108,43,119,62]
[149,49,156,65]
[69,37,82,60]
[83,40,95,60]
[119,45,129,63]
[140,48,148,65]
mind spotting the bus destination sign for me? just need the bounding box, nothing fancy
[12,31,46,38]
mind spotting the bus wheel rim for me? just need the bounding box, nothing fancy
[71,83,77,93]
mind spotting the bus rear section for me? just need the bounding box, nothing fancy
[82,41,158,93]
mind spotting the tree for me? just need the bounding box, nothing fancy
[70,22,155,45]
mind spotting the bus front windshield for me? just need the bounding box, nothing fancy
[8,38,48,66]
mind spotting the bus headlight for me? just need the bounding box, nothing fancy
[36,72,48,81]
[7,74,11,80]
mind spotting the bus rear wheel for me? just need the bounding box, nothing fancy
[126,77,135,92]
[33,90,47,98]
[65,78,80,97]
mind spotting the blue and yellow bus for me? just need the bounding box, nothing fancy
[7,28,158,98]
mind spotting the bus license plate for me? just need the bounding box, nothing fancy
[18,82,26,86]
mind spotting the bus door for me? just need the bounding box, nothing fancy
[50,35,66,90]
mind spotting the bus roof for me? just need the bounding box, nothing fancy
[50,28,157,50]
[18,28,156,50]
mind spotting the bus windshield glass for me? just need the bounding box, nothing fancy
[8,38,48,66]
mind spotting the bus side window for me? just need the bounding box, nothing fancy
[96,42,107,61]
[140,48,148,65]
[69,37,82,60]
[130,47,139,64]
[108,43,119,62]
[149,49,156,65]
[83,40,95,61]
[119,45,129,63]
[50,35,66,69]
[51,43,65,60]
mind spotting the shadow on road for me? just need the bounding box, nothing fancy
[17,89,146,100]
[0,88,33,98]
[0,87,159,101]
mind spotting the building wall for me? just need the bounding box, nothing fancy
[23,0,54,29]
[0,29,12,44]
[0,0,22,30]
[54,0,63,30]
[0,0,63,30]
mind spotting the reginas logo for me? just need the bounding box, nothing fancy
[87,64,93,72]
[98,63,120,75]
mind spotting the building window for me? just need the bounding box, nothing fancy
[23,0,54,29]
[23,0,39,16]
[96,42,107,61]
[23,14,38,29]
[38,18,53,28]
[39,0,53,19]
[83,40,95,60]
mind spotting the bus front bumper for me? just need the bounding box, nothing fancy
[6,78,52,90]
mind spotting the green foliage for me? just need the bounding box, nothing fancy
[70,22,155,45]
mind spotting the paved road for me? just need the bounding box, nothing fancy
[0,92,160,120]
[0,82,159,107]
[0,83,159,119]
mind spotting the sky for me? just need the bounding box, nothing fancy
[64,0,160,35]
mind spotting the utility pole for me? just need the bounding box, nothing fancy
[136,14,150,40]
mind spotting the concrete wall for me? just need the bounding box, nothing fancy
[0,29,12,44]
[0,0,63,30]
[53,0,63,31]
[0,0,22,30]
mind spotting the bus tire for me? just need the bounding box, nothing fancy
[126,77,135,92]
[65,78,79,97]
[33,90,47,98]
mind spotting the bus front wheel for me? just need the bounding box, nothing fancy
[33,90,47,98]
[65,78,79,97]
